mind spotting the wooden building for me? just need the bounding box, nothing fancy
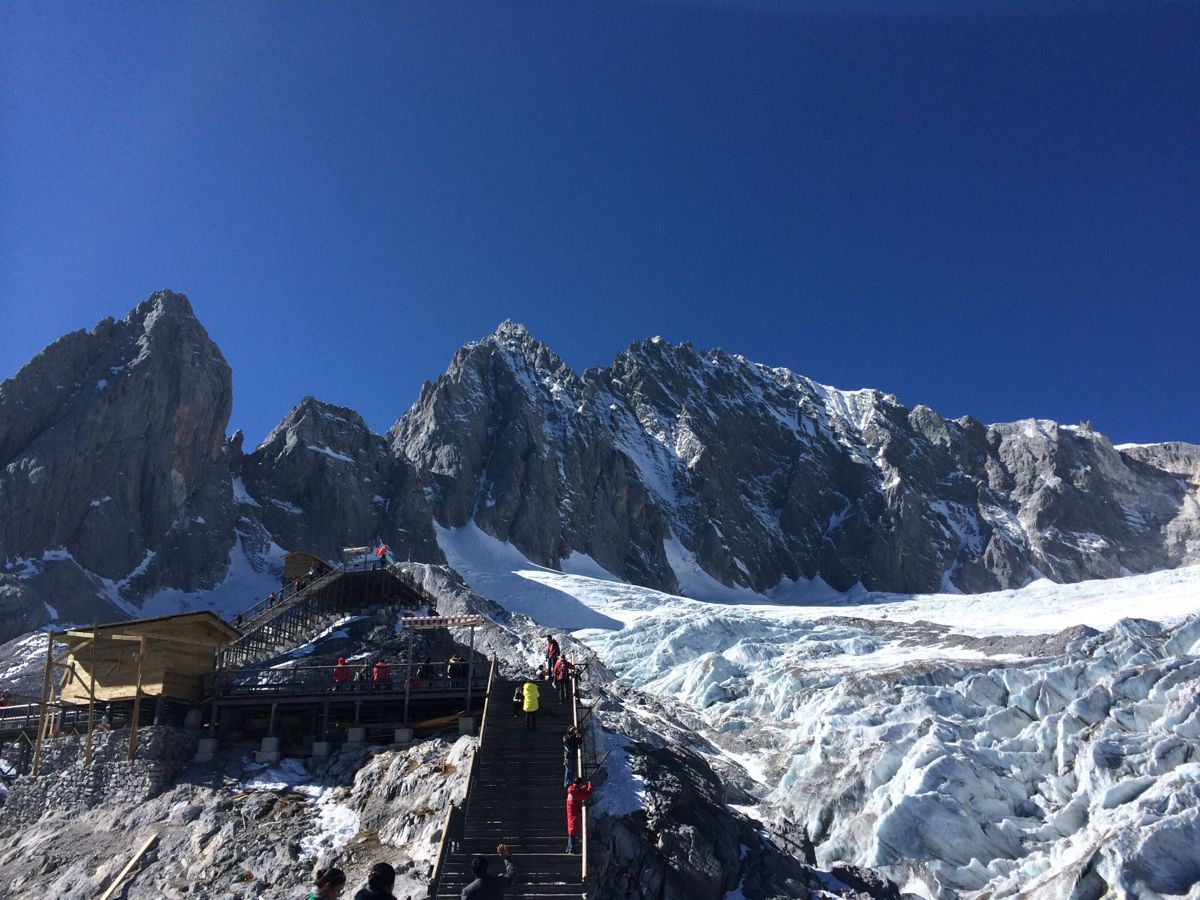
[53,612,240,705]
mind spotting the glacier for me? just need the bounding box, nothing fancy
[437,522,1200,899]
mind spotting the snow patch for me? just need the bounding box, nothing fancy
[308,444,355,463]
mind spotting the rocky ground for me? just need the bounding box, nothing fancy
[0,731,474,899]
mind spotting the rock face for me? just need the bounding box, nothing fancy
[241,396,439,565]
[390,323,675,590]
[2,302,1199,635]
[0,291,237,625]
[589,743,825,900]
[393,324,1200,597]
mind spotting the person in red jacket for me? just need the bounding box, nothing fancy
[332,657,353,691]
[552,656,576,704]
[372,659,392,690]
[565,776,594,854]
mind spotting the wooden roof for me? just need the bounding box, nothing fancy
[52,610,240,644]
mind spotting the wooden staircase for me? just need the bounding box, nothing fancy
[220,564,438,668]
[432,678,586,898]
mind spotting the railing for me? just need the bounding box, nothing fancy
[211,661,488,700]
[232,564,343,633]
[458,655,496,827]
[427,654,496,899]
[427,802,464,899]
[0,703,44,734]
[0,702,124,735]
[572,656,605,884]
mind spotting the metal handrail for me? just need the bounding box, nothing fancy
[210,662,488,699]
[232,564,344,633]
[460,655,497,825]
[426,802,462,899]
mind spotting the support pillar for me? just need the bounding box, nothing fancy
[127,636,145,761]
[85,621,98,765]
[31,633,54,776]
[465,626,476,712]
[403,629,414,726]
[255,735,281,764]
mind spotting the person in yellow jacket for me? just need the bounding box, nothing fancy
[522,680,540,731]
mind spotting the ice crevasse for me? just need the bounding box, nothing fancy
[776,616,1200,898]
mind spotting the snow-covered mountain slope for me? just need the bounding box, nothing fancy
[436,525,1200,899]
[399,323,1200,599]
[4,299,1200,642]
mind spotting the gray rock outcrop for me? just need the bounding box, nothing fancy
[0,291,236,627]
[392,324,1200,597]
[242,396,438,565]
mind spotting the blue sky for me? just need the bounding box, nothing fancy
[2,1,1197,445]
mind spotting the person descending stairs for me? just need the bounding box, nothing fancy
[432,677,587,898]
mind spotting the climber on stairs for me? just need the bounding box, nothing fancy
[460,843,515,899]
[565,776,594,854]
[522,679,540,731]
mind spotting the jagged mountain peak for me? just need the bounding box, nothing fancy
[475,320,576,382]
[256,397,379,466]
[267,395,370,432]
[0,292,236,624]
[132,288,197,322]
[490,318,532,341]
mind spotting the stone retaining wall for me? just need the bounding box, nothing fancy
[0,727,198,827]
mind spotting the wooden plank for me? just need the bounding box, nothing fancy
[127,637,145,761]
[85,620,98,765]
[108,633,208,647]
[98,833,158,900]
[31,634,54,776]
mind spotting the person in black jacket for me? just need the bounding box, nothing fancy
[562,725,583,787]
[353,862,396,900]
[461,844,515,899]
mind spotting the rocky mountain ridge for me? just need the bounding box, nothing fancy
[1,292,1198,638]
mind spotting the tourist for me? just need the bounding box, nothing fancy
[332,657,353,691]
[372,659,392,690]
[522,680,540,731]
[308,866,346,899]
[565,776,594,854]
[545,635,560,670]
[562,725,583,787]
[461,843,516,898]
[552,656,576,704]
[535,664,548,682]
[353,862,396,900]
[511,684,523,718]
